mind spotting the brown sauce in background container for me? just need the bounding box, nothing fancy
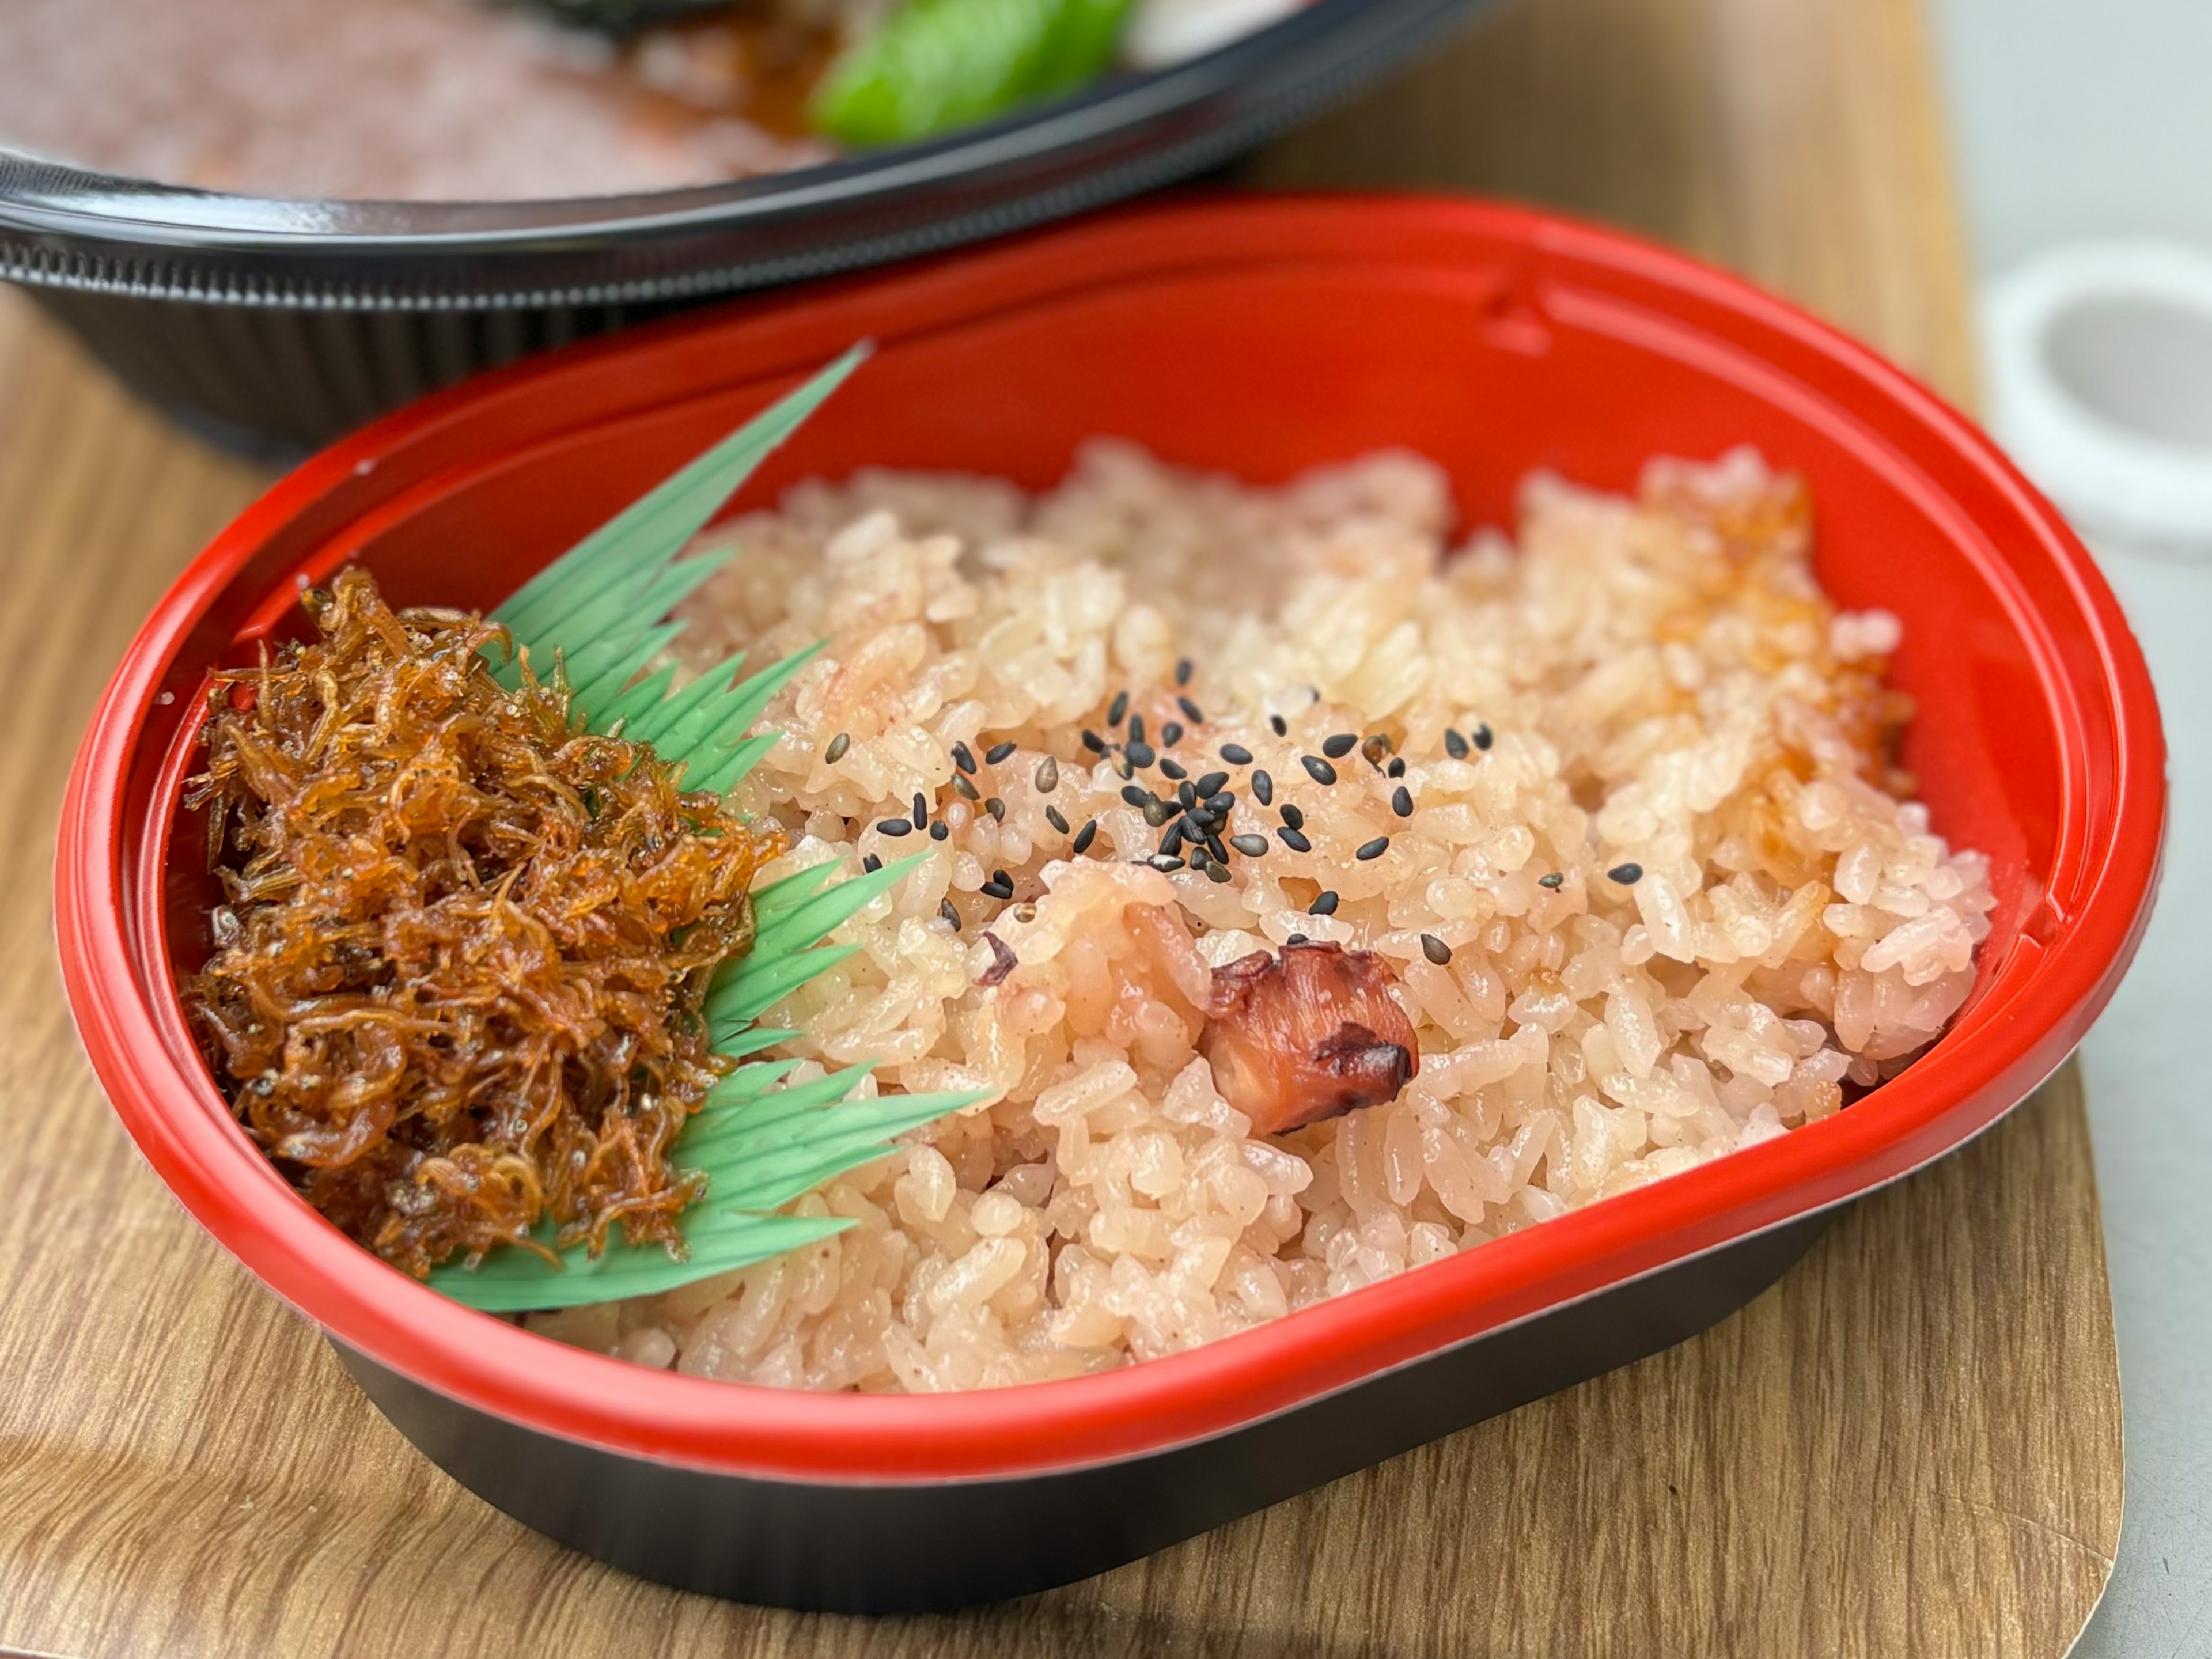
[0,0,836,201]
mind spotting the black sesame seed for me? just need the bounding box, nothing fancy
[1159,757,1188,781]
[1205,795,1234,820]
[1252,770,1274,806]
[1301,755,1338,786]
[1539,872,1565,889]
[1035,756,1059,794]
[1322,733,1358,760]
[993,868,1013,889]
[987,740,1017,765]
[951,772,981,801]
[1230,834,1268,857]
[1073,820,1099,855]
[1153,853,1190,873]
[982,879,1012,900]
[877,819,913,836]
[1270,714,1289,737]
[1206,832,1230,864]
[1194,771,1229,799]
[1161,721,1185,748]
[1387,756,1407,779]
[1287,933,1310,946]
[1121,785,1152,809]
[862,854,882,874]
[1356,836,1390,861]
[1161,822,1186,856]
[1126,741,1157,768]
[1176,658,1194,687]
[1129,714,1146,745]
[1421,934,1454,966]
[1362,734,1392,768]
[1143,799,1175,828]
[1279,827,1313,853]
[1220,743,1253,766]
[825,732,851,764]
[1392,786,1414,818]
[1608,862,1645,885]
[913,791,929,827]
[940,899,962,930]
[1309,891,1339,915]
[1206,858,1232,885]
[1080,730,1106,755]
[1187,849,1210,872]
[930,821,949,842]
[1474,724,1494,751]
[951,741,976,775]
[1177,695,1205,724]
[1108,690,1130,726]
[1177,781,1198,810]
[1046,806,1070,834]
[1444,729,1469,760]
[1281,802,1305,830]
[1181,813,1209,842]
[986,798,1006,822]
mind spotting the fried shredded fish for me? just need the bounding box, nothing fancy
[182,568,781,1277]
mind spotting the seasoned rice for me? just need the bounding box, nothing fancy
[521,442,1994,1392]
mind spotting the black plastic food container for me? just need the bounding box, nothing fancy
[338,1216,1829,1611]
[0,0,1494,456]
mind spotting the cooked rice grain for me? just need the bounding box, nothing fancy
[521,442,1993,1392]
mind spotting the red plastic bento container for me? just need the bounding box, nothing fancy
[54,196,2164,1613]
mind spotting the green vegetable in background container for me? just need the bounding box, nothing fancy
[810,0,1135,147]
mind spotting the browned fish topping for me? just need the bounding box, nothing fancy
[1200,940,1419,1134]
[181,568,781,1278]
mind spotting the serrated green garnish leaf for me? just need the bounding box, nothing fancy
[427,1214,854,1313]
[810,0,1134,147]
[429,346,979,1313]
[429,1083,988,1312]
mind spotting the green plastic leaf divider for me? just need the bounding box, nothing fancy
[592,661,681,732]
[640,643,824,766]
[426,1215,854,1313]
[678,1066,877,1157]
[692,732,785,800]
[707,946,866,1038]
[748,854,923,960]
[491,342,869,669]
[427,346,990,1313]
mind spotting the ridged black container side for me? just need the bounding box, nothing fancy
[28,286,660,460]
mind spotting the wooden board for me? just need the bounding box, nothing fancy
[0,0,2122,1653]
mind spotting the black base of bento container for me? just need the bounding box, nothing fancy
[332,1210,1832,1613]
[26,285,687,466]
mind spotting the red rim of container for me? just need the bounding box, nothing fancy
[54,195,2165,1486]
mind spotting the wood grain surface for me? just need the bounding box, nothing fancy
[0,0,2122,1654]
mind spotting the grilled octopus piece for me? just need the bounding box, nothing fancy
[1201,940,1419,1134]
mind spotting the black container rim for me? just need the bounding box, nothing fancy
[0,0,1490,310]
